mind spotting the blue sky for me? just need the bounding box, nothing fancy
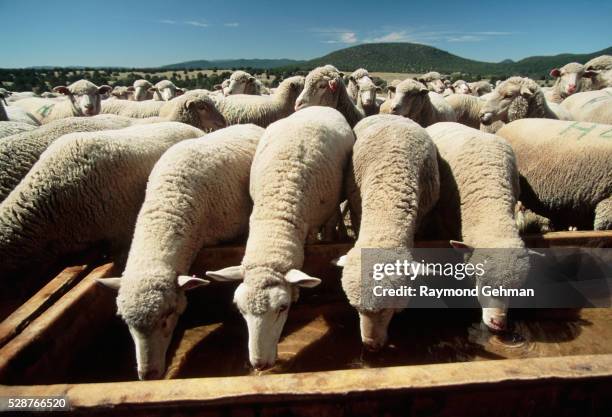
[1,0,610,68]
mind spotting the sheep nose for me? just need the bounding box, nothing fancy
[252,359,272,371]
[567,84,576,93]
[294,100,304,111]
[362,337,385,352]
[139,369,162,380]
[479,112,493,125]
[390,104,401,114]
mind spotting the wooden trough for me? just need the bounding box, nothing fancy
[0,231,611,416]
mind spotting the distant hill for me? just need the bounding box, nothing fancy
[299,43,612,77]
[163,43,611,78]
[162,58,302,70]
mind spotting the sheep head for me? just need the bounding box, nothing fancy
[549,62,589,97]
[52,79,111,116]
[583,55,612,89]
[132,79,153,101]
[225,71,257,96]
[96,273,209,380]
[417,71,445,93]
[384,79,429,121]
[206,266,321,371]
[295,66,345,111]
[479,77,538,125]
[150,80,178,101]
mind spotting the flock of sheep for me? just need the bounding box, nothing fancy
[0,53,611,380]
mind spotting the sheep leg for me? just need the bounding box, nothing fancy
[594,196,612,231]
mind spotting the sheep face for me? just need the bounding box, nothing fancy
[96,275,209,380]
[479,78,535,125]
[131,81,153,101]
[358,81,380,107]
[453,81,471,95]
[185,97,227,132]
[358,308,396,351]
[550,63,589,97]
[226,73,257,96]
[151,86,177,101]
[386,80,429,119]
[295,77,340,110]
[418,72,445,94]
[206,266,321,370]
[53,80,111,116]
[584,56,612,89]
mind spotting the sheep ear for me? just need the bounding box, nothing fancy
[376,86,382,92]
[127,86,135,92]
[53,86,71,95]
[328,79,338,92]
[420,88,429,95]
[148,87,157,93]
[449,240,474,253]
[549,68,561,78]
[388,86,396,93]
[98,85,112,94]
[213,84,223,90]
[519,85,533,97]
[285,269,321,288]
[185,98,206,110]
[177,275,210,290]
[95,277,122,291]
[583,70,598,78]
[332,254,347,268]
[205,266,244,281]
[247,76,256,83]
[175,89,185,97]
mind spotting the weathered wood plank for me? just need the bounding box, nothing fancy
[0,264,90,348]
[0,264,117,384]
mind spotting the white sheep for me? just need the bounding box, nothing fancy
[224,71,262,96]
[346,68,372,102]
[468,80,493,96]
[583,55,612,90]
[545,62,594,103]
[151,80,181,101]
[0,121,36,139]
[213,76,305,128]
[381,78,456,126]
[355,79,382,116]
[559,88,612,124]
[0,116,135,202]
[295,66,364,127]
[96,124,264,380]
[110,86,134,100]
[424,122,535,331]
[496,118,612,231]
[417,72,446,93]
[12,80,112,124]
[129,79,154,101]
[336,115,440,351]
[0,122,203,281]
[479,77,570,128]
[444,93,483,129]
[452,80,472,95]
[205,106,354,370]
[101,98,165,118]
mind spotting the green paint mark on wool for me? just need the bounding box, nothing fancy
[559,121,597,140]
[36,104,55,117]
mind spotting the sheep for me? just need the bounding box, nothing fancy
[214,79,231,96]
[5,91,38,103]
[224,71,263,96]
[559,88,612,124]
[0,121,36,139]
[355,80,382,116]
[583,55,612,90]
[496,118,612,231]
[151,80,181,101]
[111,86,134,100]
[5,106,40,126]
[346,68,372,102]
[0,116,136,202]
[0,122,203,281]
[468,80,493,96]
[479,77,569,128]
[129,79,154,101]
[139,93,227,132]
[95,124,264,380]
[101,98,165,118]
[387,79,402,99]
[452,80,472,95]
[515,201,553,234]
[205,106,354,370]
[423,122,535,331]
[335,115,440,351]
[381,78,456,126]
[295,66,364,127]
[12,80,112,124]
[445,93,483,129]
[545,62,594,103]
[417,71,445,93]
[213,76,305,128]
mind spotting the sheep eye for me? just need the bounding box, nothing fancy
[278,304,289,313]
[319,84,327,89]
